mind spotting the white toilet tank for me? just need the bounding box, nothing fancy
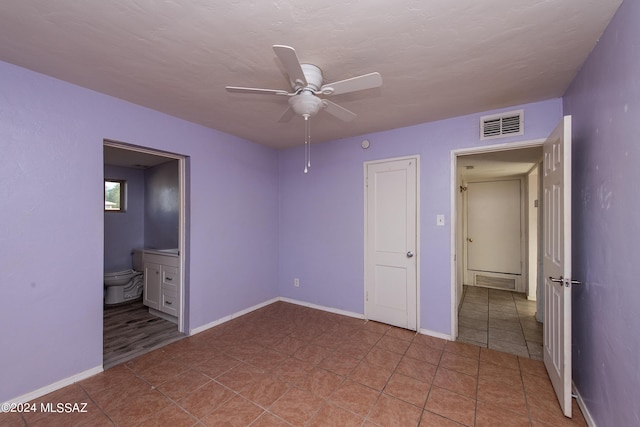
[132,249,144,271]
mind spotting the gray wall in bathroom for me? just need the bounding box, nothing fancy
[144,160,179,249]
[104,165,145,271]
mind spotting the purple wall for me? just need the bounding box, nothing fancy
[0,51,574,404]
[104,165,145,271]
[278,99,562,334]
[144,160,179,250]
[0,61,279,402]
[563,0,640,424]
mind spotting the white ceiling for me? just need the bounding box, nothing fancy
[0,0,622,149]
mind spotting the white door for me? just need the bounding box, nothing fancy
[466,180,523,281]
[365,158,418,330]
[542,115,573,418]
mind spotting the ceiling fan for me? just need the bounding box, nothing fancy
[226,45,383,173]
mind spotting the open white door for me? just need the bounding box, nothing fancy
[365,157,418,330]
[542,115,573,417]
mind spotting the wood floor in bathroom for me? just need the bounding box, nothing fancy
[103,300,185,369]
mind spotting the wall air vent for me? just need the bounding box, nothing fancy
[480,109,524,140]
[475,274,516,290]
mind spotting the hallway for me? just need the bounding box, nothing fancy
[458,286,543,359]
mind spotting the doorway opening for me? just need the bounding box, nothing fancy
[451,141,544,358]
[103,140,188,368]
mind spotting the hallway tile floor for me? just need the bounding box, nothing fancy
[2,301,585,426]
[458,286,543,360]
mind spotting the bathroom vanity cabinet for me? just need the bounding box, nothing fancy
[142,251,180,320]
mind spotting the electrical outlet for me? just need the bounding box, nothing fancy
[294,278,300,287]
[436,214,445,226]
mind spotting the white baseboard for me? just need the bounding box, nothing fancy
[5,298,281,407]
[5,298,449,406]
[4,365,103,405]
[419,328,453,341]
[279,297,364,320]
[282,299,454,341]
[573,381,597,427]
[189,297,280,335]
[280,298,453,339]
[189,297,364,336]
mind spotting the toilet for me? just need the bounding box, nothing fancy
[104,249,144,305]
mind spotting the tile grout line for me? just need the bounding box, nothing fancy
[16,301,571,426]
[348,325,415,425]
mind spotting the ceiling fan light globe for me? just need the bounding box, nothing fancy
[289,92,323,117]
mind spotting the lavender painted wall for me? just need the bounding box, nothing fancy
[144,160,179,249]
[278,98,562,334]
[563,0,640,424]
[0,60,279,402]
[104,165,145,271]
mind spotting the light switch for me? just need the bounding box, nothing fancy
[436,214,445,226]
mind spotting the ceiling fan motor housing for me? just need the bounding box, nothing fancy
[299,64,323,91]
[288,64,324,117]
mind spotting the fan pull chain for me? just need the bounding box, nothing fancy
[303,115,310,174]
[307,116,311,169]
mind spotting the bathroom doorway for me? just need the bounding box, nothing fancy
[103,140,188,368]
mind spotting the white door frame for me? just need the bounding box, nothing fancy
[450,139,544,338]
[364,155,420,330]
[526,163,542,302]
[103,140,188,334]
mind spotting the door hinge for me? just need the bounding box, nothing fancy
[366,291,369,301]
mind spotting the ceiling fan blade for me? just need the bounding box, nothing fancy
[278,106,295,123]
[226,86,290,96]
[273,45,307,88]
[320,72,382,96]
[322,100,357,122]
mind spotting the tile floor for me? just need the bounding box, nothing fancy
[1,301,586,426]
[458,286,543,360]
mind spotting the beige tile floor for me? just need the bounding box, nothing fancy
[458,286,543,360]
[1,301,585,426]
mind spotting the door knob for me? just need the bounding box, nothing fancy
[407,251,414,258]
[467,238,473,242]
[549,276,582,287]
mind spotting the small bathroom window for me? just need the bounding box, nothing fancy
[104,179,126,212]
